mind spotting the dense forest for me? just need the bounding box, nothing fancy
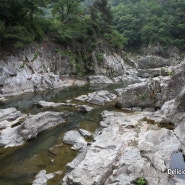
[0,0,185,51]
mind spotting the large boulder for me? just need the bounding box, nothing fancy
[175,89,185,112]
[32,170,55,185]
[0,108,27,147]
[63,130,87,150]
[137,67,173,78]
[75,90,117,106]
[137,55,170,69]
[93,53,126,77]
[115,79,161,109]
[19,111,66,140]
[163,61,185,101]
[32,170,62,185]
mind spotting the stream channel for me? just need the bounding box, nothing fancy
[0,83,124,185]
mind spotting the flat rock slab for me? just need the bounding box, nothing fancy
[75,90,117,105]
[0,108,27,147]
[19,111,66,140]
[32,170,62,185]
[0,110,66,147]
[37,100,76,108]
[0,107,21,122]
[87,75,113,84]
[77,105,94,112]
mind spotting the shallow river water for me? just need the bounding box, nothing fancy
[0,83,123,185]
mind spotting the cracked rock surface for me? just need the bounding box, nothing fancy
[62,110,183,185]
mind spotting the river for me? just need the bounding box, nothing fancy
[0,83,124,185]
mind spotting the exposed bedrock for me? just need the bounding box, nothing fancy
[0,109,66,147]
[62,110,182,185]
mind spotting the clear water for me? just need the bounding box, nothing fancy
[0,83,124,185]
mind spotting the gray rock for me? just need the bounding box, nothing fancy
[37,101,64,108]
[0,108,27,147]
[138,128,181,172]
[65,148,87,172]
[137,55,169,69]
[19,111,66,140]
[115,79,161,108]
[158,89,185,126]
[32,170,57,185]
[79,128,92,138]
[162,61,185,101]
[93,53,126,77]
[174,89,185,112]
[37,101,76,107]
[0,45,86,96]
[62,111,138,185]
[138,68,160,78]
[63,130,87,150]
[0,107,21,122]
[0,77,6,86]
[62,110,181,185]
[113,74,141,84]
[87,75,113,84]
[77,105,94,112]
[75,90,117,106]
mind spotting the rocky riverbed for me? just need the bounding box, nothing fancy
[0,46,185,185]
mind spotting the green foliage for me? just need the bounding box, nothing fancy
[139,93,147,100]
[4,26,35,48]
[111,0,185,50]
[0,0,49,47]
[136,177,146,185]
[167,69,173,76]
[104,30,127,50]
[96,52,104,64]
[31,51,41,62]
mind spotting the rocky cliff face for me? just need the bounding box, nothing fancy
[0,44,135,97]
[0,44,79,96]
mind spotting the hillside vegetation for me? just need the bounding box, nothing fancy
[0,0,184,51]
[111,0,185,50]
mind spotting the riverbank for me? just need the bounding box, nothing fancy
[0,44,185,185]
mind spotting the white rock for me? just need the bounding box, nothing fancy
[63,130,87,150]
